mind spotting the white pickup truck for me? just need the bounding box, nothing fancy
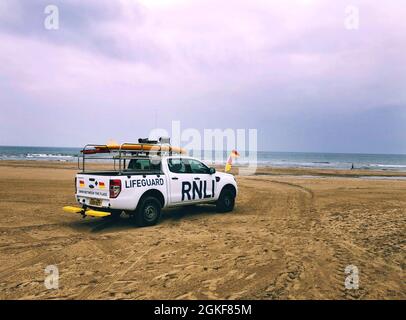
[64,140,238,227]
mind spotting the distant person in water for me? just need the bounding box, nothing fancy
[351,163,354,170]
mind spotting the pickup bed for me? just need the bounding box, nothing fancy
[69,155,238,226]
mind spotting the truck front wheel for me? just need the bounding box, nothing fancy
[216,188,235,212]
[136,197,162,227]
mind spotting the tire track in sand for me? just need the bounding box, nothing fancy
[0,218,118,281]
[75,247,153,299]
[243,177,374,299]
[255,177,396,299]
[263,178,368,299]
[241,177,314,299]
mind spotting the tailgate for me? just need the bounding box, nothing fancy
[76,175,109,199]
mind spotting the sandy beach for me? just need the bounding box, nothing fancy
[0,160,404,300]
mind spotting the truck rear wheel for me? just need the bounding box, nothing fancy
[136,197,161,227]
[216,188,235,212]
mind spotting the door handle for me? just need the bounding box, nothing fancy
[194,177,200,180]
[172,177,179,180]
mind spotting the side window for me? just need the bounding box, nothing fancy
[168,158,188,174]
[150,161,161,171]
[127,159,161,171]
[189,159,210,174]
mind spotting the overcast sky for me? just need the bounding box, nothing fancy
[0,0,405,153]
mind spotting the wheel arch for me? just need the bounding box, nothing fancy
[137,189,165,210]
[220,184,237,198]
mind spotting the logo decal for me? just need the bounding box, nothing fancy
[125,178,164,188]
[182,180,214,201]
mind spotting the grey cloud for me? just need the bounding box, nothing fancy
[0,0,166,64]
[0,0,405,153]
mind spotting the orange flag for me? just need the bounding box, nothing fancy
[225,150,240,172]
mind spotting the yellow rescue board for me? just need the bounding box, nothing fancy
[63,206,83,214]
[85,210,111,217]
[62,206,111,217]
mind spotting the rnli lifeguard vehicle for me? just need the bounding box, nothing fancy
[63,138,238,226]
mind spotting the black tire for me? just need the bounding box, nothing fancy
[136,197,162,227]
[216,188,235,212]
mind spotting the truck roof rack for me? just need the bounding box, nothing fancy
[80,144,186,155]
[78,138,187,172]
[81,137,185,155]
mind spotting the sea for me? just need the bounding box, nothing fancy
[1,146,406,171]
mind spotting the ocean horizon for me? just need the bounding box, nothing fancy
[1,145,406,171]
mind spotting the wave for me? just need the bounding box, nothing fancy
[369,164,406,168]
[0,153,76,162]
[25,153,75,158]
[1,148,406,172]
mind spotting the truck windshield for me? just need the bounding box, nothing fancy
[126,158,161,172]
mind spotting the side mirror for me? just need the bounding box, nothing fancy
[209,167,216,174]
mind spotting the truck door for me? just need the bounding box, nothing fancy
[167,158,195,204]
[187,159,216,202]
